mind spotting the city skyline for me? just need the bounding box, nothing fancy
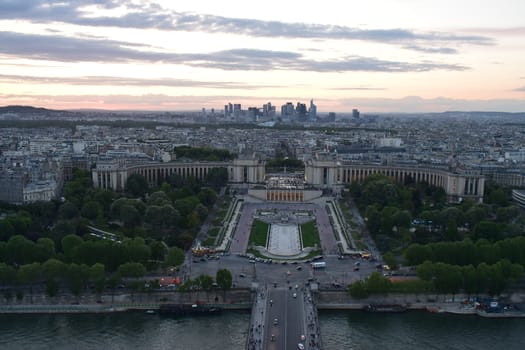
[1,0,524,113]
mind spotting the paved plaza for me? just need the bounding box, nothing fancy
[229,198,339,257]
[267,224,301,256]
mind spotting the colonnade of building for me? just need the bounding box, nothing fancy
[92,157,485,202]
[266,189,305,202]
[305,159,485,202]
[92,158,265,191]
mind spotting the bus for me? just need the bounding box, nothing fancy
[311,261,326,269]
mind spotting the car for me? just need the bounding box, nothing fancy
[292,293,297,298]
[296,266,302,270]
[353,266,360,271]
[239,273,246,278]
[273,318,278,325]
[297,343,305,350]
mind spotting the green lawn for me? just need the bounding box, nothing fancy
[301,221,321,248]
[203,237,216,246]
[249,220,269,247]
[207,227,220,237]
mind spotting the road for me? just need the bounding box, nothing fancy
[265,288,305,350]
[186,254,380,289]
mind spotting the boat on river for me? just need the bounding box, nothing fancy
[159,304,222,316]
[363,304,407,313]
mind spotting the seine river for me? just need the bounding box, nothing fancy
[1,310,524,350]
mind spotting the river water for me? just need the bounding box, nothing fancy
[1,310,524,350]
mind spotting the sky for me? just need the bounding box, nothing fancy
[0,0,524,113]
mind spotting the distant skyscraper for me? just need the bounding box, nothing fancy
[281,102,295,118]
[263,102,276,118]
[352,109,360,119]
[309,99,317,119]
[296,102,307,120]
[233,104,241,117]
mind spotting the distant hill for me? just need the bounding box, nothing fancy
[0,105,78,118]
[0,105,63,113]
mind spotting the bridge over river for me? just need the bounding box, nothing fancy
[246,285,321,350]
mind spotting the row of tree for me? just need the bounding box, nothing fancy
[177,269,233,292]
[417,260,523,296]
[404,236,525,268]
[348,259,523,298]
[0,260,108,298]
[0,234,184,272]
[173,146,235,162]
[349,174,447,213]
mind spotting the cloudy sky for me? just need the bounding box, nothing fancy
[0,0,524,113]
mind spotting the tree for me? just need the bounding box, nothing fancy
[195,203,209,222]
[149,241,167,262]
[120,204,140,228]
[186,210,201,228]
[0,220,14,241]
[61,234,84,262]
[204,168,228,190]
[90,263,106,295]
[41,258,66,281]
[382,252,398,270]
[6,235,36,265]
[51,220,76,240]
[197,188,216,210]
[433,263,462,295]
[118,262,146,279]
[0,263,16,286]
[440,207,463,228]
[35,238,56,262]
[365,272,391,294]
[174,197,200,217]
[404,244,433,266]
[462,264,483,295]
[7,215,32,236]
[58,201,79,220]
[393,210,412,229]
[487,188,510,207]
[465,205,489,228]
[147,191,170,206]
[124,237,151,264]
[216,269,233,290]
[165,246,185,267]
[496,206,519,223]
[195,274,214,291]
[93,189,115,217]
[81,201,102,220]
[66,263,90,296]
[365,205,381,235]
[17,263,42,303]
[348,280,369,298]
[473,221,502,241]
[110,198,129,220]
[416,260,435,281]
[144,205,163,228]
[445,218,460,241]
[126,174,149,198]
[361,176,399,207]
